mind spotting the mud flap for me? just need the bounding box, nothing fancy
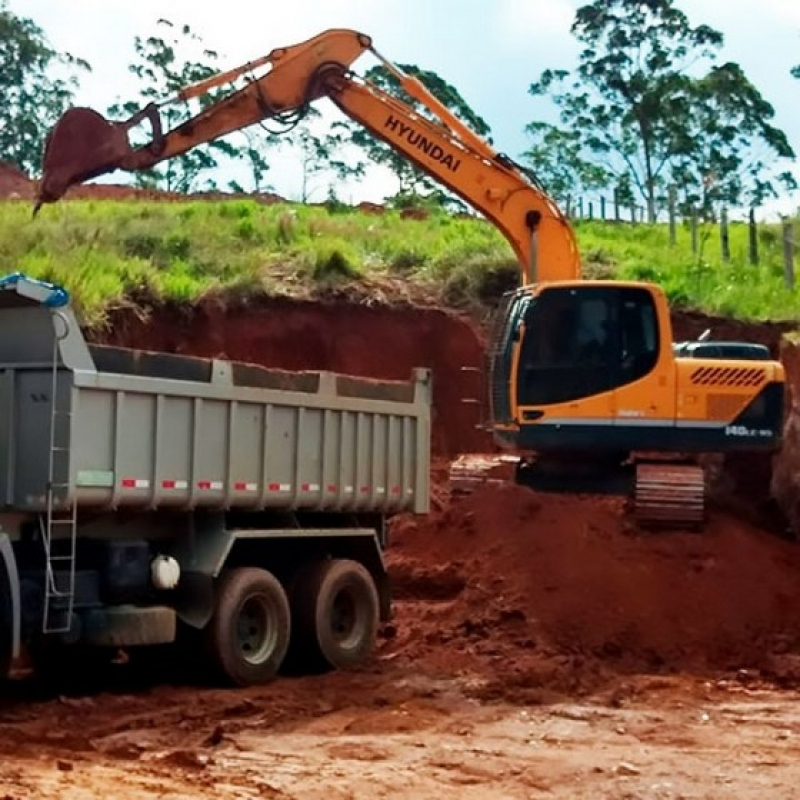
[0,533,20,678]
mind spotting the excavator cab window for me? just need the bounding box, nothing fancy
[516,286,659,407]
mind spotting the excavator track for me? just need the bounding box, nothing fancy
[633,462,706,528]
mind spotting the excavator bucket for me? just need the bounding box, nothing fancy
[36,108,137,211]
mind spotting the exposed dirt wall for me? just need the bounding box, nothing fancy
[773,340,800,534]
[94,297,493,457]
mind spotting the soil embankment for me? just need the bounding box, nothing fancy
[97,297,493,457]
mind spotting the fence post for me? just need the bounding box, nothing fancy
[668,186,677,246]
[614,189,621,222]
[690,208,699,254]
[748,207,758,265]
[588,201,594,220]
[578,197,584,219]
[783,217,795,289]
[630,204,637,224]
[565,195,573,219]
[720,207,730,263]
[600,196,606,220]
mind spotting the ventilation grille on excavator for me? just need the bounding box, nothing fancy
[689,366,766,388]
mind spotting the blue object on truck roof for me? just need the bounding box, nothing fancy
[0,272,70,308]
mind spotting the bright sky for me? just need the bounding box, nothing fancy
[10,0,800,216]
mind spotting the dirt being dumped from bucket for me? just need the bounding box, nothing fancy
[385,477,800,699]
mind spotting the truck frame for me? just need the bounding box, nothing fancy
[0,274,431,685]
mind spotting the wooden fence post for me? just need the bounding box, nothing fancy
[690,208,699,254]
[614,189,621,222]
[630,204,637,224]
[720,207,730,263]
[600,196,606,220]
[578,197,584,219]
[668,186,677,246]
[565,195,573,219]
[748,207,758,265]
[783,217,795,290]
[588,201,594,220]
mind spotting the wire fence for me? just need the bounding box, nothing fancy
[562,192,796,289]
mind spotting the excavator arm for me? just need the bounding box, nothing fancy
[37,28,579,284]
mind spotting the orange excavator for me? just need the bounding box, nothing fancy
[35,28,785,526]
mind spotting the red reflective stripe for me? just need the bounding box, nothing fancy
[162,480,176,489]
[360,486,370,494]
[121,478,136,488]
[197,480,211,490]
[391,486,401,495]
[234,482,246,491]
[268,482,281,491]
[327,484,337,492]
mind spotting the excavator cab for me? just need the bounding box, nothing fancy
[490,283,665,450]
[489,281,784,522]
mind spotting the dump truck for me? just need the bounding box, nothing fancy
[0,274,431,686]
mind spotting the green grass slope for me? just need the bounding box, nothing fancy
[0,197,796,324]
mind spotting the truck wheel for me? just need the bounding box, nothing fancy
[205,568,290,686]
[290,559,379,671]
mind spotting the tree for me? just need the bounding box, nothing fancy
[0,1,89,175]
[525,0,794,221]
[109,19,238,193]
[671,63,795,216]
[522,122,609,204]
[342,63,491,199]
[277,111,365,203]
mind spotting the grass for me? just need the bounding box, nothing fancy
[576,218,799,320]
[0,196,797,325]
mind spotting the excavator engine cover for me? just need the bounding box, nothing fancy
[37,108,136,208]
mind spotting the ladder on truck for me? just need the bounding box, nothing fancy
[40,311,77,634]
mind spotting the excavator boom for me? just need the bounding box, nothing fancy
[36,28,579,284]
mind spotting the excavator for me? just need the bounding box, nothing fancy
[34,28,785,527]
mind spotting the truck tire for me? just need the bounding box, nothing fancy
[205,567,290,686]
[290,559,379,672]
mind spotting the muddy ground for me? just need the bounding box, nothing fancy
[4,163,800,797]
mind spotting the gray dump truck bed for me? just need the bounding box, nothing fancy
[0,275,431,515]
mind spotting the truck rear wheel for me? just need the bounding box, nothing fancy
[290,559,379,671]
[205,568,290,686]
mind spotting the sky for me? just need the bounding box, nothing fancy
[9,0,800,218]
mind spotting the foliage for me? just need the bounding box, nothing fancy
[526,0,794,221]
[522,123,609,204]
[1,197,797,324]
[278,111,365,203]
[342,63,491,195]
[0,1,90,174]
[670,63,796,215]
[108,19,237,193]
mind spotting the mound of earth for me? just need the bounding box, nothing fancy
[0,161,33,199]
[385,477,800,699]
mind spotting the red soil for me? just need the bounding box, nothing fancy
[97,296,493,457]
[385,477,800,698]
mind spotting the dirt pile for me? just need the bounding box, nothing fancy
[98,297,492,456]
[0,161,33,199]
[386,477,800,697]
